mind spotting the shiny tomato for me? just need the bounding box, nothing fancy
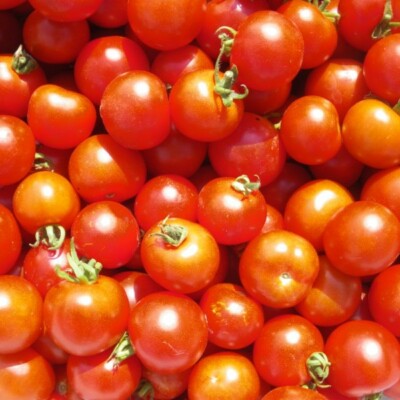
[187,352,261,400]
[89,0,128,28]
[261,386,328,400]
[239,229,319,308]
[128,291,208,373]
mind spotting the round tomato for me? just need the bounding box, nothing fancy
[261,386,328,400]
[0,204,21,274]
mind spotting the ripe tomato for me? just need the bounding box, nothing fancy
[140,217,220,294]
[0,275,43,354]
[197,175,268,245]
[207,112,287,186]
[127,0,206,51]
[33,330,69,366]
[187,352,261,400]
[68,134,147,203]
[229,10,304,90]
[27,84,97,149]
[133,174,199,231]
[283,179,354,251]
[253,314,324,387]
[296,255,362,327]
[0,0,26,10]
[74,35,150,105]
[0,348,55,400]
[89,0,128,28]
[324,320,400,397]
[323,200,400,277]
[169,69,245,142]
[128,291,208,373]
[261,386,328,400]
[100,70,170,150]
[71,200,140,270]
[0,115,35,186]
[279,95,342,165]
[239,229,319,308]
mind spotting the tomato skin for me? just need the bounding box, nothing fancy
[169,69,244,142]
[239,229,320,308]
[89,0,128,28]
[0,0,26,10]
[324,320,400,397]
[342,99,400,169]
[261,386,328,400]
[127,0,206,51]
[187,352,261,400]
[0,347,56,400]
[0,53,47,118]
[253,314,324,387]
[230,10,304,90]
[0,204,21,274]
[12,171,81,235]
[100,70,170,150]
[43,275,130,356]
[323,200,400,277]
[128,291,208,373]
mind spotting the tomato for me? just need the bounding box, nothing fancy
[261,386,328,400]
[363,32,400,105]
[324,320,400,397]
[279,95,341,165]
[278,0,337,69]
[208,112,287,187]
[28,0,103,22]
[12,171,81,235]
[323,200,400,277]
[0,275,42,354]
[35,144,73,178]
[89,0,128,28]
[0,347,55,400]
[43,274,130,356]
[127,0,206,51]
[229,10,304,90]
[0,204,21,274]
[68,134,147,203]
[128,291,208,373]
[0,49,47,118]
[296,255,362,327]
[27,84,97,149]
[368,264,400,336]
[0,0,26,10]
[74,35,150,105]
[200,282,264,350]
[140,217,220,294]
[253,314,324,387]
[100,70,170,150]
[304,58,369,123]
[33,330,69,366]
[133,174,199,231]
[22,10,90,64]
[283,179,354,251]
[342,98,400,169]
[169,68,245,142]
[0,115,35,186]
[239,229,319,308]
[187,352,261,400]
[150,44,214,86]
[71,200,140,270]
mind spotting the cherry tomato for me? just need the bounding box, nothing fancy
[239,229,319,308]
[261,386,328,400]
[89,0,128,28]
[0,0,26,10]
[128,291,208,373]
[253,314,324,387]
[187,352,261,400]
[100,70,170,150]
[33,330,69,366]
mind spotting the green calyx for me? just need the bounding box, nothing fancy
[363,393,383,400]
[134,379,155,400]
[33,152,55,172]
[372,0,400,38]
[11,45,38,75]
[150,216,188,247]
[306,351,331,389]
[231,175,261,197]
[105,331,135,371]
[30,224,66,251]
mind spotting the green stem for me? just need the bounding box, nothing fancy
[393,100,400,115]
[134,379,155,400]
[372,0,399,38]
[33,153,55,172]
[363,393,383,400]
[150,216,188,247]
[11,45,38,74]
[231,175,261,197]
[30,224,66,251]
[106,332,135,370]
[306,352,331,389]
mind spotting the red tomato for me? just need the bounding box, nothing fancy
[239,229,320,308]
[68,134,147,203]
[33,330,69,366]
[27,84,96,149]
[128,291,208,373]
[0,204,21,274]
[74,35,150,105]
[0,348,55,400]
[140,217,220,294]
[323,200,400,277]
[229,10,304,90]
[100,70,170,150]
[208,112,287,186]
[253,314,324,387]
[261,386,328,400]
[89,0,128,28]
[0,275,42,354]
[324,320,400,397]
[199,283,264,349]
[187,352,261,400]
[0,0,26,10]
[127,0,206,51]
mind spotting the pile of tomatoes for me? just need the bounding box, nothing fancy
[1,0,400,399]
